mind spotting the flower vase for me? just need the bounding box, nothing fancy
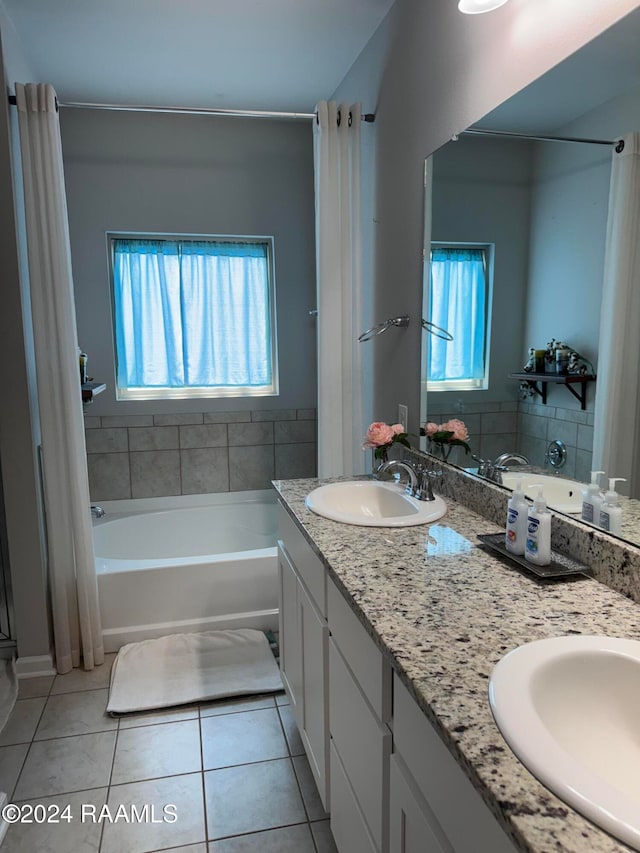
[373,447,389,473]
[430,442,452,462]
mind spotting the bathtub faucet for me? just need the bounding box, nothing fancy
[90,505,105,519]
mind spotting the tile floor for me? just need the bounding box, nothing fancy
[0,655,337,853]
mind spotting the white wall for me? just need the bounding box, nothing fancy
[333,0,640,432]
[61,109,317,417]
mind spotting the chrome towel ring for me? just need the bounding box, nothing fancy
[358,315,410,342]
[421,319,453,341]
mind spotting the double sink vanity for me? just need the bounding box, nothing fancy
[273,456,640,853]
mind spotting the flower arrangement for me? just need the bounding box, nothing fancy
[421,419,471,460]
[362,421,411,463]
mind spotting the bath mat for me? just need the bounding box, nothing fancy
[106,629,283,715]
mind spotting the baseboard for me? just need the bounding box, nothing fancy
[15,652,56,678]
[101,609,280,653]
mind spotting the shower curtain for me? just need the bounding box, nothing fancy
[593,132,640,498]
[313,101,365,477]
[16,83,103,673]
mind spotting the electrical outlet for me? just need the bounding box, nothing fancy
[398,404,408,431]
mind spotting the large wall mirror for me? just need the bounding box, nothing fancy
[420,7,640,547]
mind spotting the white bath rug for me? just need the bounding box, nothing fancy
[107,629,283,715]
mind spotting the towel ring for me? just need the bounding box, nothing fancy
[358,315,410,343]
[421,319,453,341]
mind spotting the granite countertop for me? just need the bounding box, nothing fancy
[273,476,640,853]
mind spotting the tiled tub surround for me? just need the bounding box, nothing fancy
[85,409,316,501]
[274,473,640,853]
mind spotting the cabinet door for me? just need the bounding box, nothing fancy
[389,755,453,853]
[298,578,330,809]
[278,544,302,720]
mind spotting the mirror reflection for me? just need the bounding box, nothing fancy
[420,9,640,547]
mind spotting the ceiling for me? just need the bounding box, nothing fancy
[1,0,394,112]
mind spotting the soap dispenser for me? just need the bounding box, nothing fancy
[505,480,528,556]
[581,470,604,525]
[525,485,551,566]
[599,478,626,535]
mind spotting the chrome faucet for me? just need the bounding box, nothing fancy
[375,460,436,502]
[472,453,529,485]
[90,505,105,519]
[493,452,529,468]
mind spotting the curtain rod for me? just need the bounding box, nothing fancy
[460,127,624,152]
[7,95,375,123]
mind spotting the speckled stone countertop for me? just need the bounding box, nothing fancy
[273,476,640,853]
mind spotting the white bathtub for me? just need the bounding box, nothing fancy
[93,490,279,652]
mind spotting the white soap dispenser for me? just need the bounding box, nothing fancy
[525,485,552,566]
[599,478,626,535]
[505,480,528,556]
[581,470,604,525]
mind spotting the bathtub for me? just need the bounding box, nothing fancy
[93,490,279,652]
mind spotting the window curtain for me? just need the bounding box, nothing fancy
[593,132,640,497]
[428,248,486,381]
[16,83,103,673]
[113,239,271,389]
[313,101,364,477]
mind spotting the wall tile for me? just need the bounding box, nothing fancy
[275,443,317,480]
[229,446,275,491]
[180,424,228,449]
[518,412,548,440]
[100,415,154,428]
[130,451,181,498]
[228,422,274,446]
[480,412,517,435]
[85,428,128,453]
[83,416,101,429]
[554,407,589,425]
[577,423,594,452]
[546,417,578,448]
[87,453,131,501]
[575,448,594,482]
[517,434,548,468]
[478,433,518,462]
[153,413,204,426]
[296,409,316,420]
[275,421,316,444]
[251,409,296,422]
[181,448,230,494]
[499,402,518,412]
[128,426,179,451]
[203,411,251,424]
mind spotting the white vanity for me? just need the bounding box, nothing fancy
[274,476,640,853]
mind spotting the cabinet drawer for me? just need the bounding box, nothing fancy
[277,503,326,615]
[393,675,515,853]
[331,741,378,853]
[330,638,391,852]
[328,576,391,721]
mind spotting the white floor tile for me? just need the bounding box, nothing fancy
[119,705,199,730]
[205,758,306,840]
[0,743,29,799]
[50,655,116,695]
[17,676,54,700]
[14,731,116,800]
[35,689,117,740]
[112,719,202,785]
[311,818,339,853]
[277,704,305,756]
[101,773,206,853]
[209,822,315,852]
[0,698,46,746]
[293,753,329,821]
[200,694,276,718]
[1,787,107,853]
[201,708,288,770]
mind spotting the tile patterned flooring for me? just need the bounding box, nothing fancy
[0,656,337,852]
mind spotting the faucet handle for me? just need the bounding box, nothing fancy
[415,469,436,502]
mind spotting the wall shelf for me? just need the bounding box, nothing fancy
[509,372,596,410]
[81,381,106,404]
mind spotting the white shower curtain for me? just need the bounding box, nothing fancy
[313,101,364,477]
[592,132,640,497]
[16,83,104,673]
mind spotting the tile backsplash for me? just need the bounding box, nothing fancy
[84,409,317,501]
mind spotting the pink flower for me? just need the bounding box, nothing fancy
[363,421,396,449]
[390,423,405,435]
[424,422,440,437]
[442,419,469,442]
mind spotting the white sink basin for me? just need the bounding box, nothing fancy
[489,635,640,850]
[501,472,582,513]
[305,480,447,527]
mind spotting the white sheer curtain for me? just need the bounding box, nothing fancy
[16,83,104,673]
[313,101,364,477]
[593,132,640,497]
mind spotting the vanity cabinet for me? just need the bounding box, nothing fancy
[391,675,515,853]
[277,505,330,809]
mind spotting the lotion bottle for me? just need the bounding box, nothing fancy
[525,485,551,566]
[505,480,528,555]
[581,470,604,525]
[599,478,626,535]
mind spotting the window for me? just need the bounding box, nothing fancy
[426,244,492,391]
[110,235,278,400]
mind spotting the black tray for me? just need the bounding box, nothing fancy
[477,533,591,579]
